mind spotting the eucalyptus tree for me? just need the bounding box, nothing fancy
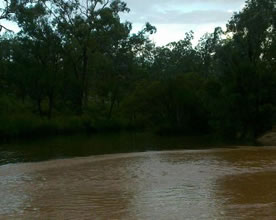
[196,27,224,77]
[10,0,134,115]
[0,0,18,32]
[150,31,199,80]
[215,0,276,137]
[91,21,157,119]
[5,1,63,117]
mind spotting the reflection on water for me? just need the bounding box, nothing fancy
[1,147,276,219]
[0,133,233,166]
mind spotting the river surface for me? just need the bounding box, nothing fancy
[0,134,276,219]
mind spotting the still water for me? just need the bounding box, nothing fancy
[0,133,276,219]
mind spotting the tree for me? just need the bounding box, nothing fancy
[196,27,224,77]
[0,0,18,32]
[213,0,276,138]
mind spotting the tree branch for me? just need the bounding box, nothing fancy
[0,24,13,32]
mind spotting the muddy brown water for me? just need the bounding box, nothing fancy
[0,134,276,220]
[1,141,276,219]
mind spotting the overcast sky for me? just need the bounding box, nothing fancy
[1,0,246,46]
[120,0,245,45]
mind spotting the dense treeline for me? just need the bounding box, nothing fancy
[0,0,276,140]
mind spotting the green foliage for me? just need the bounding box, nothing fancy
[0,0,276,141]
[121,73,209,135]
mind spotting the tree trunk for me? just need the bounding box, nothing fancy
[37,98,42,117]
[48,93,54,119]
[81,47,88,113]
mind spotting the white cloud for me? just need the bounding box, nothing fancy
[138,10,233,24]
[121,0,245,45]
[0,0,246,45]
[147,23,227,46]
[0,20,20,33]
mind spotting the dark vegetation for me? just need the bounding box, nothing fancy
[0,0,276,141]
